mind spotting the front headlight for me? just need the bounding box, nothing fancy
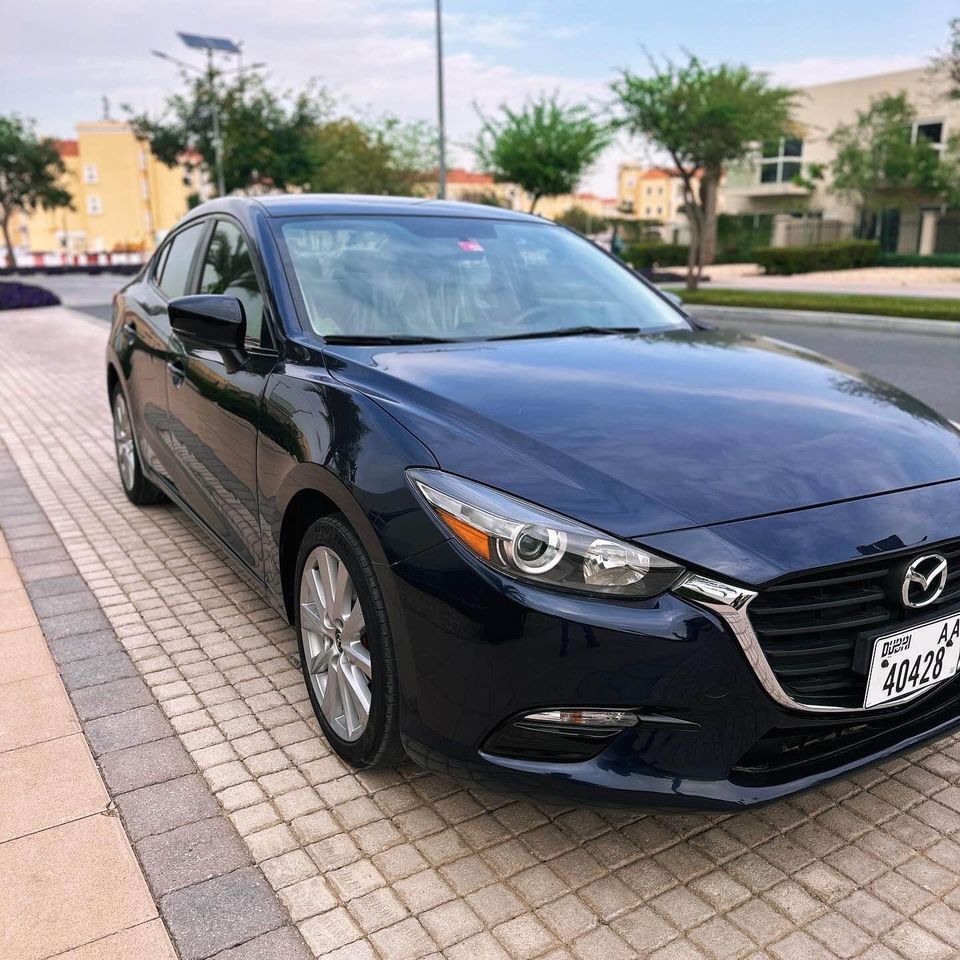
[407,468,684,598]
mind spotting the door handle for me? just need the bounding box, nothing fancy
[166,360,185,387]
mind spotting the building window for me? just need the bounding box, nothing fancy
[760,138,803,184]
[913,120,944,154]
[86,195,102,215]
[625,176,635,189]
[83,163,98,184]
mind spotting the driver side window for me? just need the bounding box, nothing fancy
[199,220,265,346]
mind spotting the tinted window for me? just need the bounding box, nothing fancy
[279,216,688,340]
[158,223,204,299]
[200,220,264,344]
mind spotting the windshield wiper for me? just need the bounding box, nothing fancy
[484,326,644,342]
[322,334,451,345]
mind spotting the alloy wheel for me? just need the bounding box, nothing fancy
[112,392,136,492]
[299,545,372,742]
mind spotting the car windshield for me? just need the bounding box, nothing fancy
[277,215,689,341]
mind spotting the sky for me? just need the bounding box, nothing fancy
[1,0,955,194]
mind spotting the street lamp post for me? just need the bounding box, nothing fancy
[151,33,248,198]
[435,0,447,199]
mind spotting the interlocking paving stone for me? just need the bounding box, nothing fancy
[59,651,138,691]
[3,308,960,959]
[99,736,195,794]
[209,926,313,960]
[161,867,287,959]
[31,590,100,618]
[138,816,252,896]
[39,607,112,641]
[71,676,155,721]
[85,704,172,757]
[48,630,123,665]
[25,574,89,600]
[116,774,223,842]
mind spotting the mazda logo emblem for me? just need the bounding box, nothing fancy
[901,554,949,609]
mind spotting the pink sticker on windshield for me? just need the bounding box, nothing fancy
[458,239,484,252]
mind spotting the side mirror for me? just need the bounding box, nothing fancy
[169,295,246,350]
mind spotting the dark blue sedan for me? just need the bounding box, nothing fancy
[106,195,960,808]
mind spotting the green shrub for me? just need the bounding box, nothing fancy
[715,213,773,263]
[623,243,689,269]
[753,240,880,275]
[878,252,960,267]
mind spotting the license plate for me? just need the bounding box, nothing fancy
[864,613,960,708]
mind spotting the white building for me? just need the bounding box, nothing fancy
[721,67,959,254]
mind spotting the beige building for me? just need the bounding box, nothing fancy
[722,67,960,253]
[8,120,202,263]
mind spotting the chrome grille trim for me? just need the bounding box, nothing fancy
[675,572,945,715]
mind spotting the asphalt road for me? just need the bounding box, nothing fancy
[23,272,959,421]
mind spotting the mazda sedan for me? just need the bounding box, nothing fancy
[106,195,960,808]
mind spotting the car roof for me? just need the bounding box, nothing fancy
[183,194,547,223]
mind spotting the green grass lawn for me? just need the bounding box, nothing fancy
[665,287,960,323]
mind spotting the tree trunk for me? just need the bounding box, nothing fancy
[0,213,15,270]
[699,169,719,266]
[528,192,541,214]
[684,194,704,291]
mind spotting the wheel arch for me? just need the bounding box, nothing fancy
[273,463,395,624]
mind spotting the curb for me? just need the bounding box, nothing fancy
[685,304,960,337]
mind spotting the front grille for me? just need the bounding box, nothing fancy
[732,675,960,782]
[748,541,960,708]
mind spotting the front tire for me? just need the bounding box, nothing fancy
[111,385,165,506]
[295,516,404,768]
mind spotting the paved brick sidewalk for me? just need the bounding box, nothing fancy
[0,529,176,960]
[3,306,960,960]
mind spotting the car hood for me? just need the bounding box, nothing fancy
[322,329,960,538]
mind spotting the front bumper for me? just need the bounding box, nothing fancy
[386,534,960,809]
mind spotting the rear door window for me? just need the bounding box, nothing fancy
[157,222,204,300]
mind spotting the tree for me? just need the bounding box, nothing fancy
[931,17,960,99]
[308,116,435,196]
[474,95,612,213]
[129,69,329,196]
[0,115,73,266]
[554,205,608,235]
[613,56,797,289]
[828,93,960,229]
[457,189,505,207]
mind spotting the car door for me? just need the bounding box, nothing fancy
[164,216,278,572]
[118,220,207,486]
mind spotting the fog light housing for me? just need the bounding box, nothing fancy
[482,708,638,763]
[523,709,639,728]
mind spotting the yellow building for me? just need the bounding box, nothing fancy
[11,120,202,261]
[617,166,698,223]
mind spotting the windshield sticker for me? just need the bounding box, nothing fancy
[458,239,484,252]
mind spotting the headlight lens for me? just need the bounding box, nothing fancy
[408,468,684,598]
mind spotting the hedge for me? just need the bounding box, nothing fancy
[623,243,689,269]
[0,281,61,310]
[879,252,960,268]
[753,240,880,275]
